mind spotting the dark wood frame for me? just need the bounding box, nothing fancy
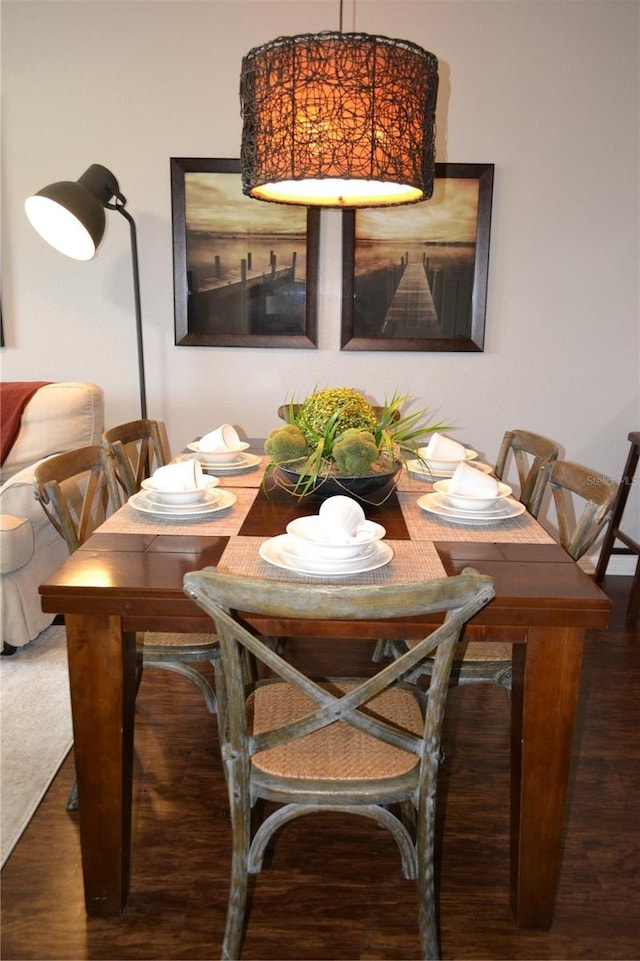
[341,163,494,352]
[171,158,319,348]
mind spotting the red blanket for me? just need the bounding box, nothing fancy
[1,382,52,465]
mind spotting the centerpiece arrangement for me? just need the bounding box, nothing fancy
[264,386,449,503]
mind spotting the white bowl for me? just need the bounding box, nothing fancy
[187,441,250,464]
[140,476,219,505]
[286,515,386,559]
[433,478,512,512]
[417,447,478,473]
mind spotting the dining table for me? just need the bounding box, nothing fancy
[38,441,610,928]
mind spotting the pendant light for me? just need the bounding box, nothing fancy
[240,29,438,209]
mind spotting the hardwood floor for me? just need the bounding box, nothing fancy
[1,576,638,960]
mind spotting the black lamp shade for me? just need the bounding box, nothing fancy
[25,164,120,261]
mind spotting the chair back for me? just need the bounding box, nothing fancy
[184,568,494,780]
[543,459,618,560]
[494,429,560,514]
[33,444,118,554]
[184,567,494,958]
[102,419,170,498]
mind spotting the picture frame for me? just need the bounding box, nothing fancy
[341,163,494,352]
[171,158,319,348]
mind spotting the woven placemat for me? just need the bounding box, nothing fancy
[397,492,555,544]
[219,536,446,584]
[96,487,259,536]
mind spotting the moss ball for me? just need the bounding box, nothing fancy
[298,388,378,448]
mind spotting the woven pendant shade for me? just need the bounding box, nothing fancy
[240,31,438,208]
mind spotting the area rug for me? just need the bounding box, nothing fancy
[0,624,73,866]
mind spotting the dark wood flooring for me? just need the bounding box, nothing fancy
[1,576,639,960]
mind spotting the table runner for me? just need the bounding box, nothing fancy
[219,536,447,584]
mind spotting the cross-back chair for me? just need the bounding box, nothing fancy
[494,428,560,513]
[183,566,495,960]
[100,419,220,710]
[375,428,561,689]
[391,457,617,696]
[102,418,170,499]
[33,445,116,553]
[34,442,220,806]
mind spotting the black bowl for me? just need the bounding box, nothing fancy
[276,460,402,505]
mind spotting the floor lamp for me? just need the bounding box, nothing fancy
[25,164,148,419]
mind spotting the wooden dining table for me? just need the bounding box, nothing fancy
[39,447,610,928]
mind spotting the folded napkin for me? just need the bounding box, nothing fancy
[424,432,466,462]
[318,495,365,543]
[148,458,204,491]
[198,424,241,451]
[448,462,499,497]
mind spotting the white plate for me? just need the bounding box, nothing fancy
[187,441,250,464]
[428,492,517,518]
[417,493,526,524]
[180,452,262,474]
[259,535,394,576]
[129,489,237,517]
[407,458,492,480]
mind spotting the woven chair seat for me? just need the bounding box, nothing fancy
[457,640,511,662]
[250,680,423,781]
[139,632,219,661]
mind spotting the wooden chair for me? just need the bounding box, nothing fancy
[183,566,495,960]
[494,429,560,513]
[102,418,170,499]
[376,429,560,687]
[100,419,220,710]
[32,444,116,553]
[594,431,640,619]
[34,443,219,808]
[387,458,618,695]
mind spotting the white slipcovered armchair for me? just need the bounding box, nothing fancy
[0,382,104,651]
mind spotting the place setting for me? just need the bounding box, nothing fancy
[406,432,492,481]
[129,458,237,517]
[259,495,394,576]
[186,423,262,474]
[418,461,525,525]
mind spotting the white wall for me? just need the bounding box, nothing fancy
[2,0,639,553]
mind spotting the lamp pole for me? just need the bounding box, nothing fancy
[111,202,147,419]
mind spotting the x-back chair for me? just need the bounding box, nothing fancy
[494,429,560,513]
[100,418,220,711]
[33,441,220,806]
[376,429,560,689]
[184,567,495,960]
[387,456,617,696]
[102,418,170,499]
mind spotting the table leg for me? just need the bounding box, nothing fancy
[66,613,137,916]
[509,626,584,928]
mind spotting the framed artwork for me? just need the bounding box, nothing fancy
[341,163,494,352]
[171,158,319,348]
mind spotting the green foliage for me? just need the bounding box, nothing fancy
[264,386,451,496]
